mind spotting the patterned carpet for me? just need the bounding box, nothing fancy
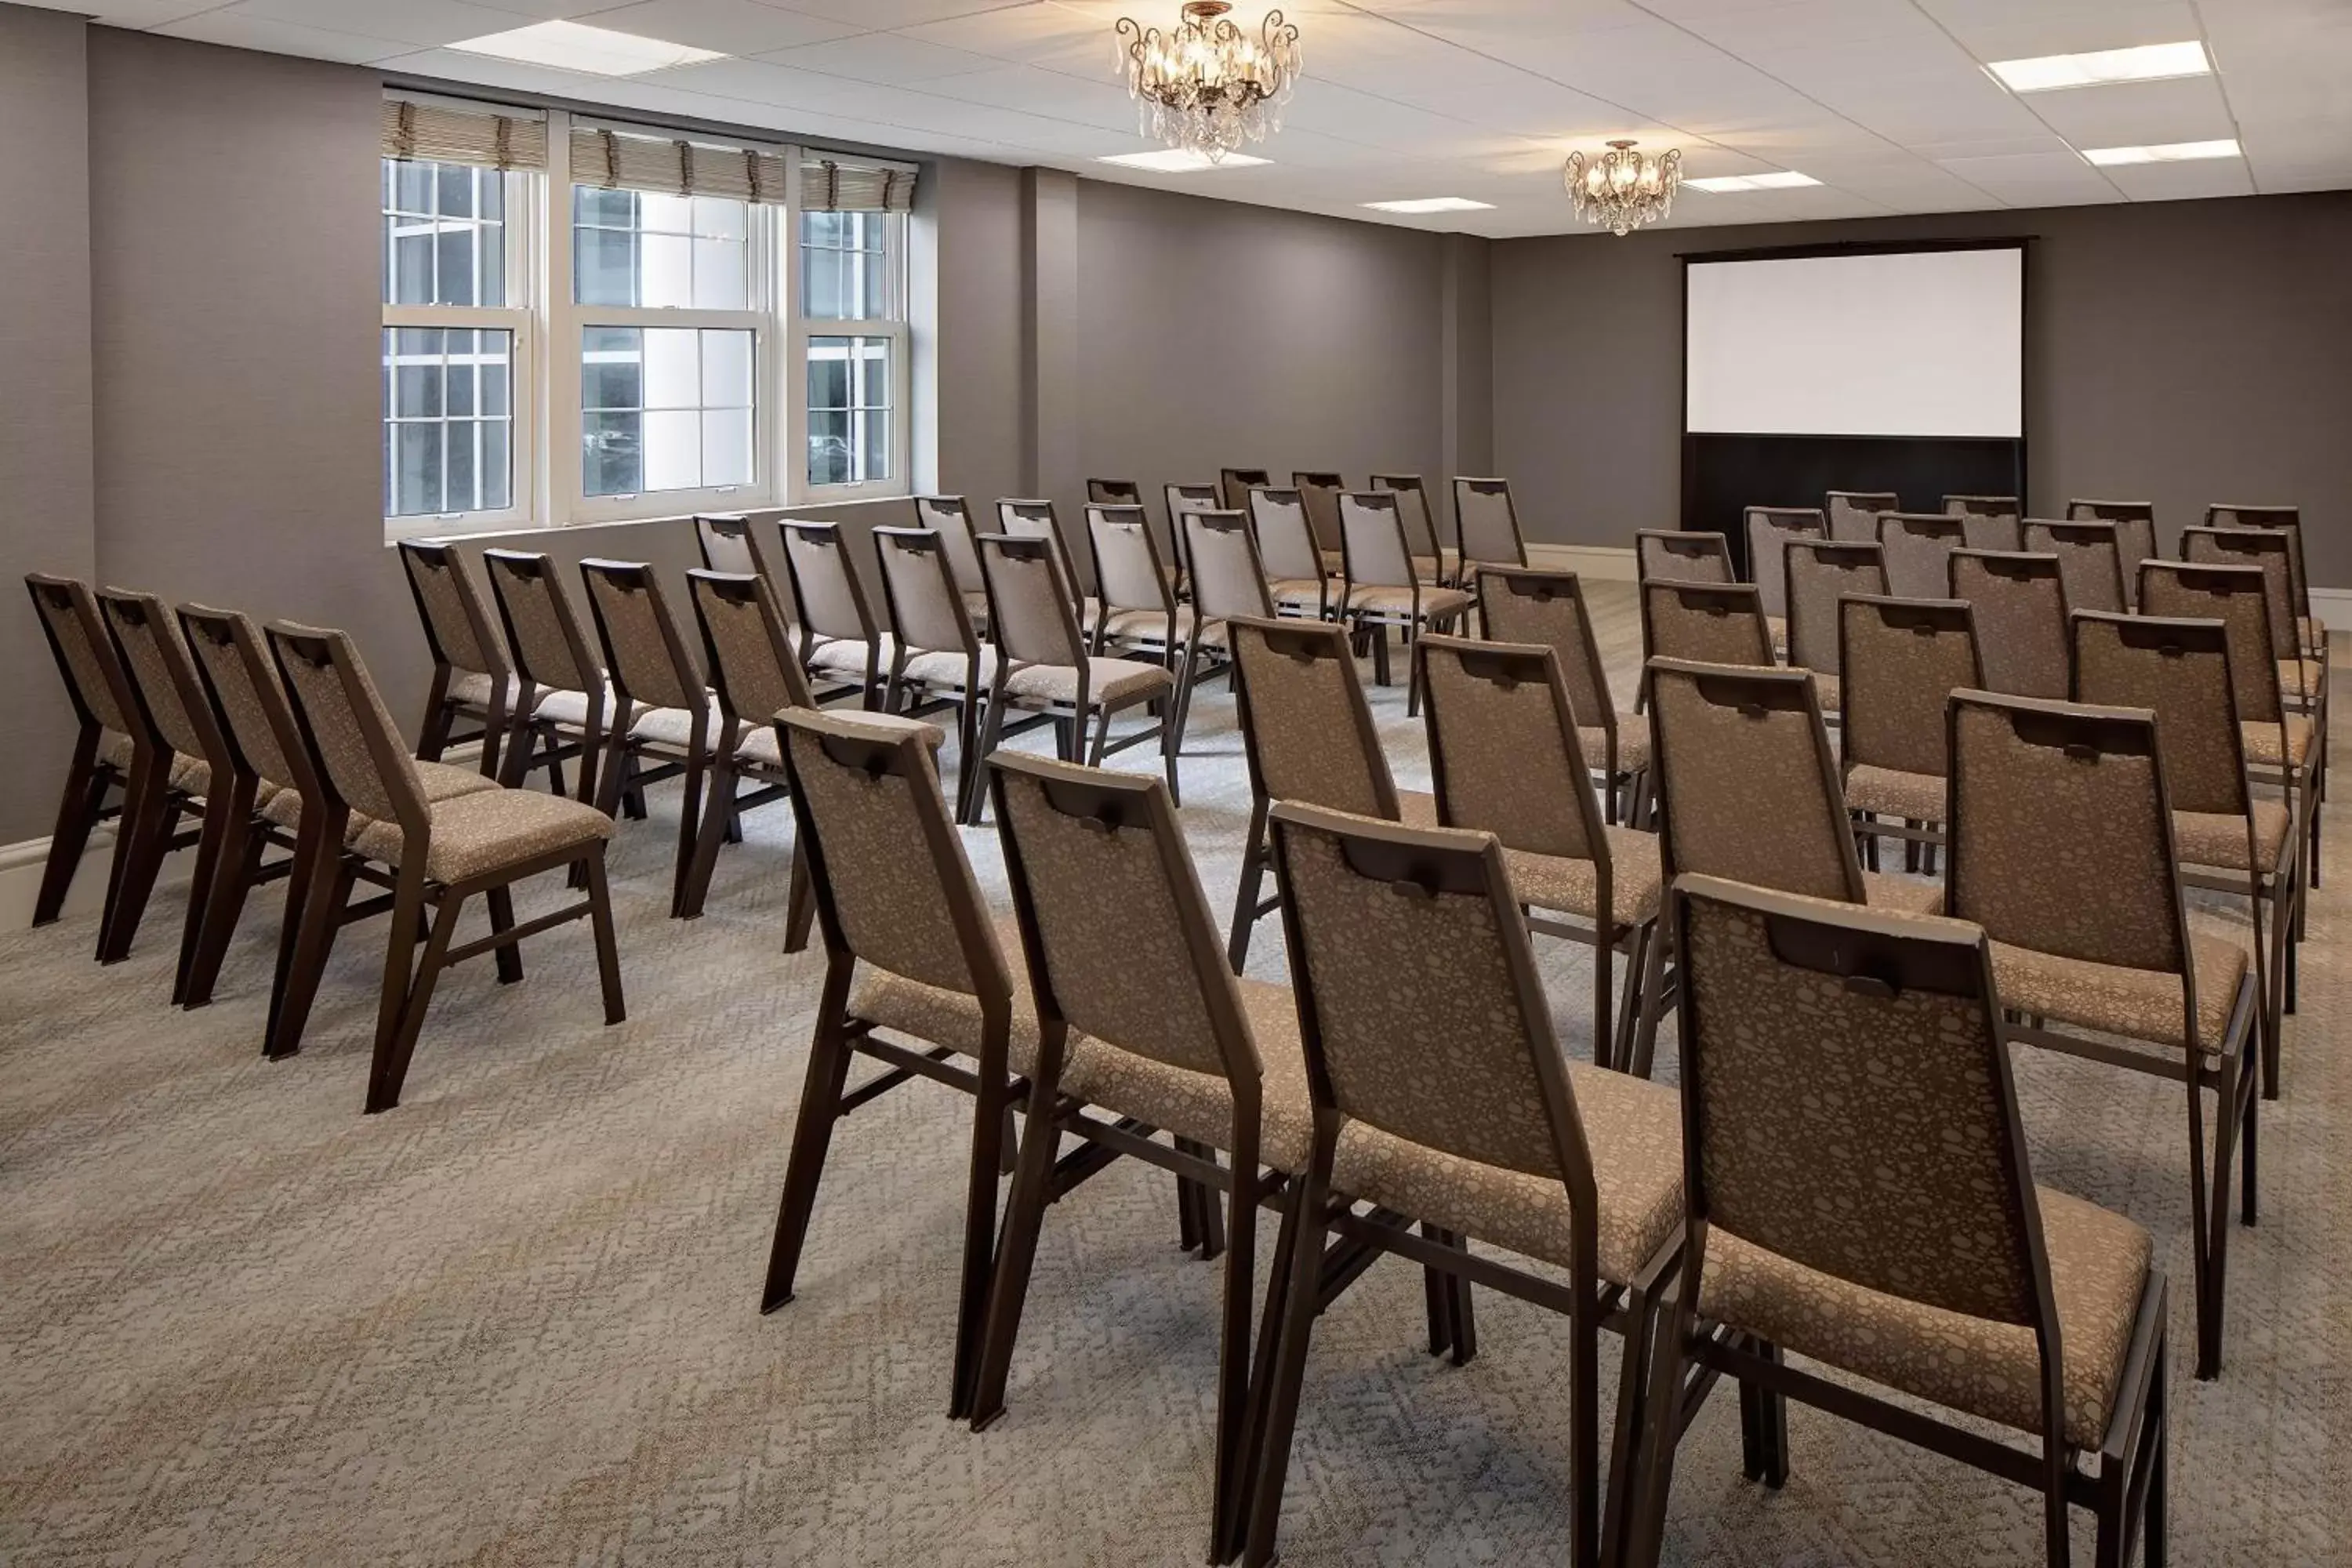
[3,582,2347,1566]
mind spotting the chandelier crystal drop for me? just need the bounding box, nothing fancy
[1564,140,1682,235]
[1112,2,1303,162]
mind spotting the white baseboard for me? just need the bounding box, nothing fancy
[1523,543,1636,581]
[2308,586,2352,629]
[0,829,117,931]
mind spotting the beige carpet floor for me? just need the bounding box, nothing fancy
[3,582,2348,1566]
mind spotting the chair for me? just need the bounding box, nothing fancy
[779,521,891,708]
[1742,506,1825,656]
[758,707,1031,1420]
[1947,689,2258,1379]
[1948,548,2071,699]
[2183,525,2325,713]
[1087,477,1142,506]
[1782,539,1887,717]
[1336,488,1474,707]
[871,527,993,822]
[694,512,775,581]
[1621,875,2168,1568]
[1176,509,1272,744]
[2023,519,2126,615]
[1242,801,1685,1568]
[1479,567,1648,823]
[2208,503,2323,659]
[971,753,1304,1561]
[1088,503,1213,751]
[1418,633,1667,1069]
[1838,595,1981,872]
[1369,472,1454,586]
[482,549,613,804]
[1245,487,1330,619]
[1945,492,2024,550]
[973,532,1179,800]
[1163,481,1223,564]
[267,622,620,1114]
[24,575,139,933]
[1876,511,1966,600]
[1453,475,1529,575]
[1222,615,1431,973]
[1218,466,1271,512]
[1637,582,1772,671]
[397,539,513,779]
[1824,489,1896,543]
[2067,499,2158,609]
[1291,470,1346,569]
[914,494,991,629]
[1635,530,1732,586]
[996,498,1098,633]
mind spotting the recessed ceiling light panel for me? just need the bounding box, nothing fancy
[1361,197,1496,213]
[1685,171,1821,193]
[1097,149,1271,172]
[2081,138,2241,166]
[449,20,726,77]
[1988,40,2209,93]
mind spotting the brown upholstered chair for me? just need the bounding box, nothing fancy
[1290,470,1346,571]
[1638,581,1773,672]
[1945,492,2024,551]
[1218,466,1272,512]
[870,527,993,822]
[1782,539,1887,716]
[693,512,774,583]
[1479,566,1647,823]
[779,520,892,707]
[1949,548,2071,699]
[1242,802,1685,1568]
[1087,477,1142,506]
[1087,502,1192,661]
[266,621,619,1113]
[913,495,992,630]
[1876,511,1966,600]
[995,497,1100,634]
[1635,530,1732,586]
[1223,615,1430,973]
[1174,509,1274,742]
[2023,519,2127,615]
[1245,486,1330,619]
[2207,503,2323,659]
[1452,475,1530,575]
[1419,633,1668,1068]
[759,707,1033,1421]
[1336,488,1474,706]
[2067,499,2158,609]
[1621,875,2168,1568]
[971,753,1306,1560]
[1824,488,1896,543]
[25,575,142,938]
[1839,595,1980,874]
[482,549,613,804]
[1161,481,1222,582]
[1370,471,1455,586]
[397,539,514,779]
[1743,506,1826,657]
[2183,525,2325,713]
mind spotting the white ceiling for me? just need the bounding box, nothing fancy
[39,0,2352,236]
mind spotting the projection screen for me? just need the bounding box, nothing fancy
[1685,245,2024,439]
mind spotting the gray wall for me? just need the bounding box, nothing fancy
[1491,193,2352,583]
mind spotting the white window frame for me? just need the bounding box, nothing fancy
[788,180,913,503]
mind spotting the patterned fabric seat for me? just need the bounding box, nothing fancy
[1343,583,1472,617]
[260,757,496,831]
[734,713,940,769]
[1502,826,1664,924]
[447,668,520,710]
[351,786,612,886]
[847,938,1040,1073]
[808,633,897,679]
[1269,576,1327,612]
[1843,762,1941,822]
[1001,655,1171,706]
[1056,978,1314,1171]
[2172,800,2292,873]
[2241,716,2313,768]
[1989,933,2249,1054]
[1585,723,1650,771]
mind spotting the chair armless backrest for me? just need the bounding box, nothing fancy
[178,604,312,797]
[1837,596,1981,782]
[266,622,430,832]
[914,495,986,596]
[1741,508,1826,619]
[1479,568,1617,746]
[2207,504,2309,622]
[1646,658,1863,901]
[1452,477,1527,568]
[688,569,811,731]
[579,559,704,713]
[1784,540,1886,678]
[872,526,978,659]
[978,533,1087,669]
[1639,582,1773,669]
[1247,487,1323,583]
[2071,612,2249,819]
[483,550,600,695]
[996,499,1084,595]
[1270,803,1595,1200]
[2182,527,2296,665]
[1948,691,2187,978]
[2138,561,2282,729]
[1087,478,1142,506]
[1087,505,1176,616]
[1636,529,1732,586]
[1225,615,1399,817]
[97,588,229,772]
[779,521,879,646]
[1164,482,1221,539]
[2067,499,2158,607]
[1369,474,1443,563]
[1875,513,1966,601]
[694,514,768,579]
[397,539,507,680]
[1418,634,1603,863]
[1944,494,2022,552]
[1219,467,1272,510]
[1291,472,1345,554]
[778,707,1008,1003]
[2070,498,2153,525]
[1671,876,2054,1337]
[2021,521,2125,615]
[26,574,135,735]
[1338,490,1415,591]
[1947,550,2069,700]
[1824,490,1898,543]
[993,753,1258,1087]
[1182,510,1277,624]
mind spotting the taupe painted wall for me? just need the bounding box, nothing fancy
[1,6,96,843]
[1491,193,2352,583]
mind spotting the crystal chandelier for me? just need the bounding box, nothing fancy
[1564,140,1682,235]
[1112,2,1303,162]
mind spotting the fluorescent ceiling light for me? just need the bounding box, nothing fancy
[449,20,725,76]
[2081,138,2241,166]
[1987,41,2209,93]
[1361,197,1496,213]
[1097,149,1270,172]
[1685,171,1821,193]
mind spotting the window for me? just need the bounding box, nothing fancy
[792,209,908,495]
[573,189,750,310]
[386,328,514,516]
[581,327,755,495]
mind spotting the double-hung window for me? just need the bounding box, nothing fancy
[793,195,909,496]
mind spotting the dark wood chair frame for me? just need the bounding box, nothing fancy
[482,549,616,809]
[1478,565,1648,825]
[1219,466,1272,512]
[1824,489,1898,543]
[779,519,890,709]
[1836,593,1984,874]
[1944,492,2024,551]
[1244,486,1332,622]
[1368,472,1457,587]
[397,539,513,781]
[1336,488,1471,710]
[870,525,994,823]
[1633,528,1732,586]
[24,574,138,937]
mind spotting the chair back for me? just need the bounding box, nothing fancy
[97,587,227,772]
[1338,490,1415,591]
[1944,494,2022,551]
[1292,471,1345,554]
[1270,802,1594,1194]
[1248,487,1326,584]
[1087,503,1178,620]
[688,569,812,732]
[1947,550,2069,699]
[914,495,986,595]
[993,753,1257,1085]
[1947,691,2186,977]
[397,539,507,680]
[1825,490,1896,543]
[1636,530,1733,586]
[1226,615,1399,816]
[484,550,601,695]
[1369,474,1443,566]
[694,514,771,580]
[1876,513,1966,601]
[2182,526,2296,667]
[779,521,880,645]
[872,526,979,659]
[1646,658,1861,901]
[178,604,307,795]
[1784,539,1887,677]
[1087,477,1142,506]
[1479,568,1617,749]
[1742,507,1825,618]
[996,498,1084,594]
[1838,596,1980,782]
[2021,520,2125,615]
[1419,634,1603,863]
[1219,467,1272,511]
[267,622,427,831]
[579,559,703,713]
[2071,612,2249,819]
[1182,510,1276,625]
[2207,503,2310,624]
[2067,499,2158,607]
[1164,481,1221,533]
[1640,581,1773,669]
[1452,477,1527,568]
[978,533,1087,670]
[2138,561,2282,728]
[25,574,135,735]
[1671,876,2052,1331]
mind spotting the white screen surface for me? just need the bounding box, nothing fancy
[1685,247,2023,438]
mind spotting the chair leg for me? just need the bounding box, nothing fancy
[97,760,179,965]
[180,791,260,1008]
[667,753,708,919]
[2186,1057,2228,1381]
[782,844,816,955]
[967,1076,1066,1430]
[1204,1163,1261,1563]
[949,1044,1013,1421]
[1601,1248,1673,1568]
[267,829,350,1060]
[1240,1167,1330,1568]
[677,761,735,920]
[761,967,858,1312]
[416,682,454,763]
[365,876,453,1115]
[1227,800,1270,975]
[583,852,626,1025]
[1086,706,1112,767]
[2143,1332,2169,1568]
[1612,925,1649,1072]
[1628,914,1673,1079]
[172,793,234,1005]
[34,732,107,927]
[1621,1280,1697,1568]
[1160,694,1184,806]
[485,884,524,984]
[1737,1338,1790,1486]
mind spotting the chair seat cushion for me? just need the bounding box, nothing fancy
[2241,716,2313,770]
[626,697,722,754]
[353,784,612,884]
[1860,872,1944,915]
[447,668,520,711]
[1098,604,1196,645]
[2278,659,2325,700]
[808,635,895,680]
[2174,800,2292,875]
[2296,615,2325,657]
[1809,670,1841,714]
[1698,1185,2151,1450]
[1502,826,1664,927]
[1346,584,1475,619]
[260,758,498,832]
[735,712,942,770]
[845,916,1040,1073]
[1581,721,1650,775]
[1269,577,1327,613]
[1329,1062,1682,1287]
[1846,764,1945,822]
[1990,931,2249,1054]
[532,682,615,731]
[1058,978,1314,1171]
[898,646,996,691]
[1002,656,1173,707]
[98,728,135,771]
[1766,615,1788,659]
[1396,789,1439,828]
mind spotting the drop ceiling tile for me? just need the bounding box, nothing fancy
[771,0,1047,27]
[2096,156,2257,200]
[448,0,644,18]
[648,56,884,114]
[915,63,1145,129]
[761,30,1000,82]
[2021,74,2235,148]
[154,9,419,62]
[228,0,525,49]
[1920,0,2205,60]
[584,0,866,55]
[895,3,1109,70]
[1680,0,1954,56]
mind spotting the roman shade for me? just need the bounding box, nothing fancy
[381,98,547,171]
[568,126,916,211]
